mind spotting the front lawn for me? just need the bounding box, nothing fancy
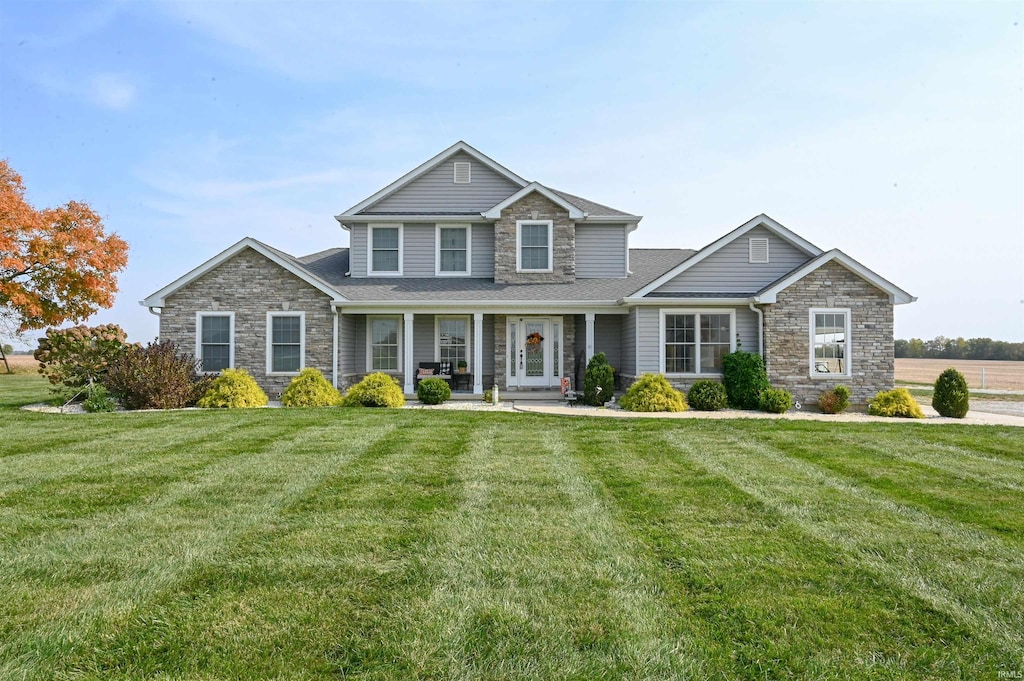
[1,374,1022,679]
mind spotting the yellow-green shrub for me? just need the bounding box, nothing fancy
[868,387,924,419]
[341,372,405,408]
[281,368,341,407]
[619,373,687,413]
[197,368,269,408]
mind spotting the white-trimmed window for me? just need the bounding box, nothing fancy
[436,224,471,276]
[436,316,470,371]
[810,308,851,377]
[516,220,553,272]
[368,316,401,372]
[266,312,304,375]
[749,237,769,264]
[660,309,736,375]
[196,312,234,373]
[369,225,402,275]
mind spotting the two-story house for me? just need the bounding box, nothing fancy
[142,141,915,405]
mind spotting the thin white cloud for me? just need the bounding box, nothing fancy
[88,73,137,110]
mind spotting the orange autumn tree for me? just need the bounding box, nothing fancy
[0,160,129,337]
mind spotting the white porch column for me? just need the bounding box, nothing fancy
[403,312,414,394]
[585,313,596,366]
[473,313,484,394]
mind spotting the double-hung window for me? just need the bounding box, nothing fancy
[810,308,850,377]
[369,317,400,371]
[437,224,470,275]
[370,225,402,275]
[197,312,233,373]
[437,317,469,370]
[267,312,304,374]
[516,220,553,272]
[661,310,735,375]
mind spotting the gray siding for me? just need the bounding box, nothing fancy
[404,224,434,277]
[633,305,761,375]
[340,313,359,378]
[576,225,627,278]
[653,226,811,293]
[350,223,367,277]
[594,315,623,370]
[413,314,434,365]
[621,308,637,376]
[347,314,366,374]
[367,152,521,213]
[472,224,495,278]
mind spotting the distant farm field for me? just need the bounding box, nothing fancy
[896,358,1024,390]
[1,354,37,374]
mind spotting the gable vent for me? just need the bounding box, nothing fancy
[453,161,471,184]
[749,237,769,264]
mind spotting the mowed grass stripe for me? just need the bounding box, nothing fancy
[573,423,984,680]
[0,418,396,681]
[668,429,1024,659]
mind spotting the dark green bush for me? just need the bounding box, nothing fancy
[868,388,924,418]
[34,324,133,388]
[932,368,969,418]
[687,380,728,411]
[82,384,117,413]
[198,368,269,408]
[721,351,770,410]
[583,352,615,406]
[619,373,687,412]
[104,340,210,410]
[416,377,451,405]
[818,384,851,414]
[759,387,793,414]
[281,368,341,407]
[342,372,405,408]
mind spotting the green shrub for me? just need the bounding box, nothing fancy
[583,352,615,406]
[281,368,341,407]
[721,351,770,410]
[932,368,969,418]
[482,389,493,403]
[342,372,405,408]
[687,380,728,411]
[868,388,925,419]
[619,373,687,412]
[34,324,133,388]
[818,385,851,414]
[416,377,451,405]
[82,384,117,413]
[759,387,793,414]
[197,368,268,408]
[104,340,210,410]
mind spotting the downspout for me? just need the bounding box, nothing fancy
[332,307,339,389]
[147,307,162,340]
[748,300,763,357]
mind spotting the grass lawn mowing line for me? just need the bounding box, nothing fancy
[395,421,695,680]
[0,374,52,408]
[60,420,465,680]
[572,425,982,680]
[668,430,1024,658]
[0,420,397,681]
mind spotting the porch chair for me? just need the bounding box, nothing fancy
[414,362,454,389]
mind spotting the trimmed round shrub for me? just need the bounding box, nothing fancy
[342,372,405,408]
[197,368,269,408]
[721,351,770,410]
[583,352,615,406]
[759,387,793,414]
[818,385,851,414]
[932,368,969,418]
[868,388,924,419]
[281,368,342,407]
[687,380,728,411]
[416,376,451,405]
[619,373,687,413]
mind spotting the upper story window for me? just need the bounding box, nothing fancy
[267,312,304,375]
[516,220,553,273]
[437,224,471,276]
[661,309,735,375]
[370,225,402,275]
[196,312,234,373]
[810,308,851,377]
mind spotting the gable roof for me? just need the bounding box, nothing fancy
[754,249,916,305]
[548,189,639,219]
[481,182,586,219]
[140,237,346,307]
[339,141,528,217]
[631,214,823,298]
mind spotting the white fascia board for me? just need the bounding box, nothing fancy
[577,215,644,224]
[335,214,491,224]
[140,237,347,307]
[629,214,824,298]
[340,141,528,216]
[481,182,586,219]
[620,296,754,306]
[333,300,627,315]
[753,249,917,305]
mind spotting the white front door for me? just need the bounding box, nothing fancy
[508,317,561,388]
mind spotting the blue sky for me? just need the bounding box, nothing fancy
[2,0,1022,347]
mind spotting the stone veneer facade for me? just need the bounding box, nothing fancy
[762,260,894,406]
[494,192,575,284]
[160,249,335,396]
